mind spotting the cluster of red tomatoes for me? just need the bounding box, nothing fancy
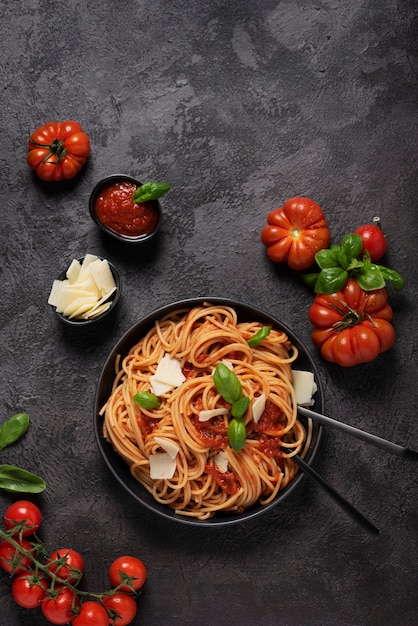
[0,500,146,625]
[261,197,402,367]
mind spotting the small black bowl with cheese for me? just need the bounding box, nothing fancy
[48,254,121,326]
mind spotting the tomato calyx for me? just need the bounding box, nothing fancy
[289,226,301,240]
[29,136,68,165]
[327,299,372,332]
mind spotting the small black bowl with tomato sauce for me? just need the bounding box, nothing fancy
[89,175,162,244]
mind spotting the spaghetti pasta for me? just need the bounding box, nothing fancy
[101,304,313,519]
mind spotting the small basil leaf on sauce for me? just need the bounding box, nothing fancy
[213,363,242,405]
[0,413,30,452]
[227,418,246,452]
[247,326,271,347]
[133,391,161,410]
[231,397,250,419]
[0,464,46,493]
[132,182,171,204]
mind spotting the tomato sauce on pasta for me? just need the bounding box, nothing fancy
[100,304,312,519]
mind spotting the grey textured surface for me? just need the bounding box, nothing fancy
[1,1,417,624]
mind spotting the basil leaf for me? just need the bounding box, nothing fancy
[227,418,246,452]
[0,464,46,493]
[347,258,364,271]
[247,326,271,347]
[231,397,250,419]
[132,182,170,203]
[377,266,405,291]
[314,267,348,294]
[213,363,242,404]
[355,265,386,291]
[133,391,161,410]
[315,248,340,269]
[341,233,363,260]
[301,273,319,288]
[0,413,30,452]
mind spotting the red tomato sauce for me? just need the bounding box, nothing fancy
[205,464,239,495]
[192,415,229,450]
[253,400,285,437]
[94,181,159,237]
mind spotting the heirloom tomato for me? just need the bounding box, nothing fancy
[308,278,395,366]
[27,120,90,181]
[354,222,387,261]
[261,196,330,270]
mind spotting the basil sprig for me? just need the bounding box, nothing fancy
[132,182,170,204]
[133,391,161,410]
[213,363,249,452]
[303,233,405,294]
[0,414,46,493]
[247,326,271,347]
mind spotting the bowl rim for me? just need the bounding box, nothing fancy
[50,255,121,326]
[89,174,162,243]
[94,297,324,526]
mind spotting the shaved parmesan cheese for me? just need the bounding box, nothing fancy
[149,452,177,479]
[88,258,116,295]
[199,407,229,422]
[213,451,229,473]
[252,393,266,424]
[149,379,174,396]
[86,302,112,319]
[48,255,117,321]
[66,259,81,284]
[292,370,317,406]
[150,354,186,395]
[221,359,234,370]
[154,437,180,459]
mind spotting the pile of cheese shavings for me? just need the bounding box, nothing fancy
[48,254,117,320]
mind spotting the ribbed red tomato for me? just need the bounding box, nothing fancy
[261,196,330,270]
[308,278,395,366]
[27,120,90,181]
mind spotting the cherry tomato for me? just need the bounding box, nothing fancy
[27,120,90,181]
[46,548,84,584]
[72,601,109,626]
[42,586,80,625]
[261,196,330,270]
[109,556,147,592]
[309,278,395,366]
[103,593,137,626]
[0,537,33,575]
[12,572,48,608]
[4,500,42,537]
[354,222,387,261]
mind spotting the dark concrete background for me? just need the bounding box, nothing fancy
[1,1,417,624]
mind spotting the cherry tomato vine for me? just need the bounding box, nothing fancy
[0,500,146,625]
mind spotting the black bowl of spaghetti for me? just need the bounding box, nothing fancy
[94,298,324,526]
